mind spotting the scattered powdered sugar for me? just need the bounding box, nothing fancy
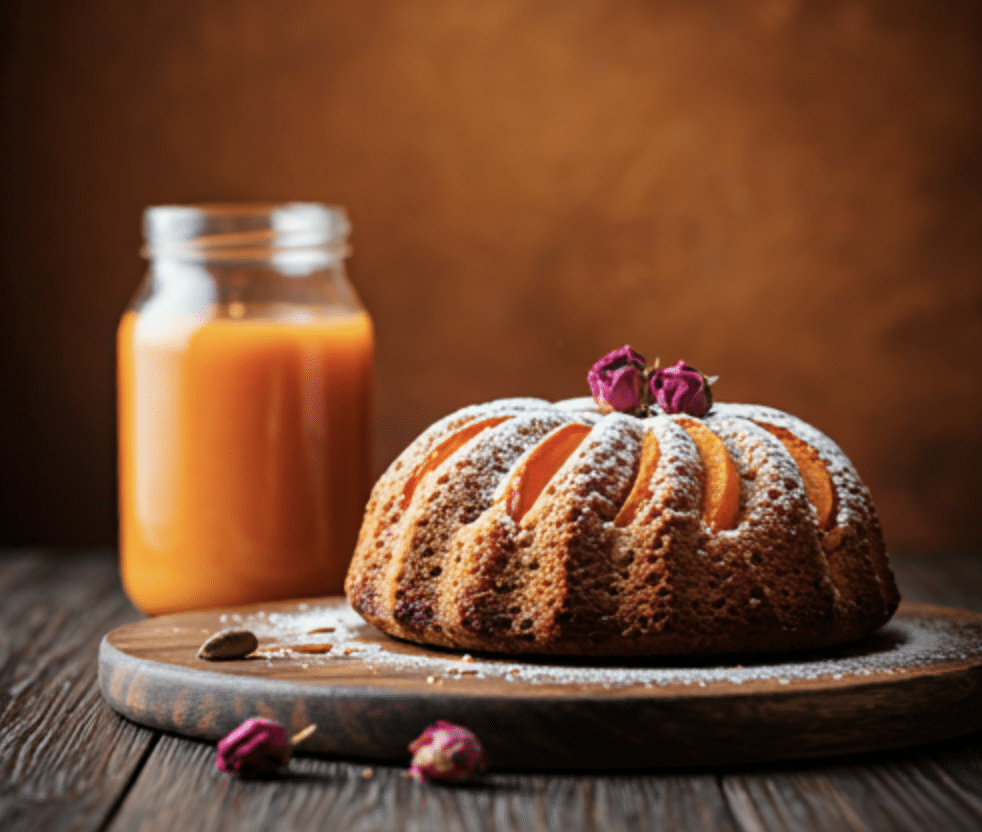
[219,602,982,691]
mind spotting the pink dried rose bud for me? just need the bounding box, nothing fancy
[587,345,647,413]
[649,360,712,416]
[216,718,316,778]
[407,720,488,782]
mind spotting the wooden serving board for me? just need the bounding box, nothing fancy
[98,599,982,769]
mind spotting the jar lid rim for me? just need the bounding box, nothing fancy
[142,202,351,259]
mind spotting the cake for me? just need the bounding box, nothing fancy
[345,349,899,656]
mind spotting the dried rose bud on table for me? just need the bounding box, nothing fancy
[216,717,316,778]
[407,720,488,782]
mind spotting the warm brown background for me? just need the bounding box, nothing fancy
[1,0,979,551]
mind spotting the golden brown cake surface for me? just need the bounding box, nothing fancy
[345,397,899,656]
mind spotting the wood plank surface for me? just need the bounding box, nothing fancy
[108,735,745,832]
[2,548,981,832]
[721,743,982,832]
[0,550,153,832]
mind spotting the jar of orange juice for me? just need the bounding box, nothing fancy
[118,203,374,615]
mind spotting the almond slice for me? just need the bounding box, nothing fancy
[757,423,838,530]
[677,419,741,532]
[289,643,334,654]
[503,423,591,523]
[401,416,511,509]
[614,430,661,527]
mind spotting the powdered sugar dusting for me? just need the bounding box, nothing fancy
[393,397,868,537]
[223,602,981,691]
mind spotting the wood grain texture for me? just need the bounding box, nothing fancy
[721,745,982,832]
[105,732,982,832]
[3,548,982,832]
[109,734,745,832]
[0,550,154,832]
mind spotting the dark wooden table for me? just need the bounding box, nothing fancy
[2,548,980,832]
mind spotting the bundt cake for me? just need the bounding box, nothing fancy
[345,352,899,657]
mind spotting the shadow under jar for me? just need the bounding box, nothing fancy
[118,203,374,615]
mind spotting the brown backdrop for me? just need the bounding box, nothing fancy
[1,0,980,551]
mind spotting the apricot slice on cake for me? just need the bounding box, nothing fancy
[504,423,591,523]
[614,430,661,527]
[757,423,838,530]
[677,419,741,532]
[401,417,511,509]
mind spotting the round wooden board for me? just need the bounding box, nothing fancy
[99,599,982,770]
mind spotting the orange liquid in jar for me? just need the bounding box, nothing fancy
[118,307,374,615]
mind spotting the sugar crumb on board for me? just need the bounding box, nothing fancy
[217,602,982,690]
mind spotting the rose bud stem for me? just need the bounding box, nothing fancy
[216,717,317,779]
[290,724,317,746]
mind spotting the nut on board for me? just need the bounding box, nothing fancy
[197,629,258,660]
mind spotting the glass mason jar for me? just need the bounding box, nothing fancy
[118,203,374,615]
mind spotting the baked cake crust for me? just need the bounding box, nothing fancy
[345,398,899,656]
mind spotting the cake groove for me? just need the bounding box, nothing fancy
[676,417,741,532]
[614,430,660,528]
[504,422,592,523]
